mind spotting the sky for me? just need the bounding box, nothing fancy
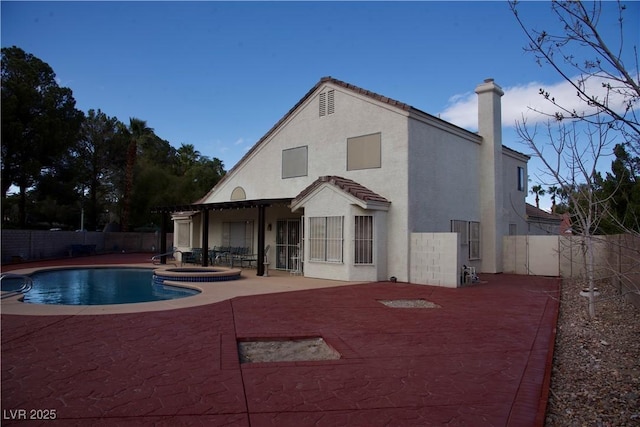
[2,1,639,210]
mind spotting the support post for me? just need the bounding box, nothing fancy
[257,205,265,276]
[201,209,209,267]
[160,212,168,264]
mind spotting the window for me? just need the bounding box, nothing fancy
[177,222,190,247]
[347,133,381,170]
[451,220,468,248]
[517,166,526,192]
[230,186,246,200]
[309,216,343,262]
[469,221,481,259]
[319,90,335,117]
[451,220,481,260]
[354,216,374,264]
[222,221,254,249]
[509,223,517,235]
[282,146,308,178]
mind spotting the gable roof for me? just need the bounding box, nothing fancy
[291,175,390,211]
[526,203,562,223]
[196,77,444,204]
[197,76,527,203]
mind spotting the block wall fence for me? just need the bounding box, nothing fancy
[1,230,173,263]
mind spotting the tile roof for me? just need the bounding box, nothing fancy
[321,77,412,112]
[526,203,562,222]
[293,175,390,207]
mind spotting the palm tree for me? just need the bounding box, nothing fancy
[548,186,560,213]
[176,144,201,176]
[530,184,546,209]
[121,118,153,232]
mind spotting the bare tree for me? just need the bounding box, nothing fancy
[517,115,617,317]
[510,0,639,152]
[511,0,640,317]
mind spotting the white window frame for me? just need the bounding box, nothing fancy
[517,166,526,192]
[177,221,191,247]
[354,215,374,265]
[469,221,481,260]
[309,216,343,263]
[451,220,468,249]
[452,219,481,260]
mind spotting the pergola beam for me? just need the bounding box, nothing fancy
[152,198,293,274]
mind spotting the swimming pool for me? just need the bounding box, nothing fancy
[8,268,200,305]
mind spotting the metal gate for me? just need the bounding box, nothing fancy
[276,219,301,271]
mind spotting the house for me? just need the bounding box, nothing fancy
[162,77,531,287]
[526,203,564,235]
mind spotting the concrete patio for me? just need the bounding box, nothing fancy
[1,254,559,426]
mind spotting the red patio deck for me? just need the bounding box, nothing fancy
[1,254,559,426]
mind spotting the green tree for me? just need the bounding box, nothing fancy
[76,109,127,230]
[120,118,153,232]
[179,156,225,203]
[530,184,546,209]
[129,157,174,231]
[1,46,83,226]
[547,185,560,213]
[599,143,640,232]
[176,144,201,175]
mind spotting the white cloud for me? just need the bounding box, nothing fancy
[438,90,477,129]
[440,74,636,131]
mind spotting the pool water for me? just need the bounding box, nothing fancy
[17,268,199,305]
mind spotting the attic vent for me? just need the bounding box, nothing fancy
[327,90,335,114]
[319,90,335,117]
[319,92,326,117]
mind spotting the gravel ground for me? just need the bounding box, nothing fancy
[238,338,341,363]
[546,279,640,426]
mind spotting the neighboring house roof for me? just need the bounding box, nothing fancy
[197,76,528,203]
[291,175,391,212]
[560,212,573,234]
[526,203,562,223]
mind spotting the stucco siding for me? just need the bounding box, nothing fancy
[202,81,411,281]
[302,186,350,281]
[501,150,529,236]
[202,83,409,206]
[407,117,482,232]
[173,77,530,283]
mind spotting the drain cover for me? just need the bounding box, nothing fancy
[238,337,340,363]
[378,299,441,308]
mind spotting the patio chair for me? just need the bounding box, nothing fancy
[183,248,202,265]
[461,265,479,285]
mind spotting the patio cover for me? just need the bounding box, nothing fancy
[152,198,293,275]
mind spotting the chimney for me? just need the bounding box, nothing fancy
[475,78,504,273]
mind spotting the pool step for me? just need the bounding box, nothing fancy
[0,273,33,299]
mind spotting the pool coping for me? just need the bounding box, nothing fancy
[1,264,361,316]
